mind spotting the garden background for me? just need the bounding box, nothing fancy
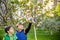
[0,0,60,40]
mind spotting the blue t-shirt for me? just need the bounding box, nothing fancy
[16,30,27,40]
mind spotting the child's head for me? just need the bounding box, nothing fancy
[16,23,24,30]
[26,10,31,18]
[5,26,14,34]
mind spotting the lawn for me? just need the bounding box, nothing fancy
[0,29,5,40]
[0,28,60,40]
[27,28,60,40]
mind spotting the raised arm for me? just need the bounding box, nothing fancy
[25,23,32,35]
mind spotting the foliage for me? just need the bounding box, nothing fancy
[0,0,60,34]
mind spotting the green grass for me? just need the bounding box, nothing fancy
[0,28,60,40]
[0,29,5,40]
[27,28,60,40]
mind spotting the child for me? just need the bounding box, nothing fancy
[3,26,17,40]
[16,22,32,40]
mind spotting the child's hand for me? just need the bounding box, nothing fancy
[28,17,32,23]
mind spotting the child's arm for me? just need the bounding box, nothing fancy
[3,38,4,40]
[3,36,5,40]
[25,23,32,35]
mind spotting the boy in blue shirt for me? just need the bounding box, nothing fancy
[16,22,32,40]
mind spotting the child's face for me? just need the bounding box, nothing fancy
[17,24,24,30]
[26,13,31,18]
[8,27,14,34]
